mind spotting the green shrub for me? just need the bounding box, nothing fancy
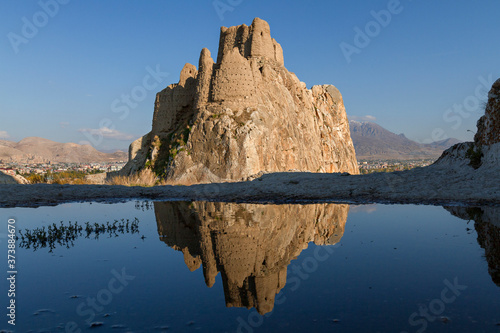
[465,145,483,169]
[144,123,192,180]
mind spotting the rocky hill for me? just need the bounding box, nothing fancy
[0,137,127,163]
[349,121,461,160]
[116,18,358,184]
[425,137,462,150]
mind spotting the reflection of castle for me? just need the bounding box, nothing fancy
[154,202,349,314]
[446,206,500,286]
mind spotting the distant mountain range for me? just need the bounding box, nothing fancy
[349,121,462,160]
[0,137,127,164]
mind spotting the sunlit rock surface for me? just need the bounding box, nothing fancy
[117,18,358,184]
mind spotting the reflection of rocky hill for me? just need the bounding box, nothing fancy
[445,206,500,286]
[154,202,349,314]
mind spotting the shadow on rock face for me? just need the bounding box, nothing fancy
[154,201,349,314]
[445,206,500,287]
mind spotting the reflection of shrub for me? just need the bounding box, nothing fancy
[18,218,140,252]
[134,200,153,211]
[465,207,483,222]
[465,145,483,169]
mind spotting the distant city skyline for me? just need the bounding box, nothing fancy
[1,0,499,151]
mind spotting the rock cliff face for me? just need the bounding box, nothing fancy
[475,78,500,146]
[118,18,358,184]
[154,201,349,314]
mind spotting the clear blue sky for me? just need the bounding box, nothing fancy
[1,0,499,151]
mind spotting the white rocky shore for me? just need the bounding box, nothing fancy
[0,143,498,208]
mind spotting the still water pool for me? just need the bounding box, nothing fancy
[1,202,499,332]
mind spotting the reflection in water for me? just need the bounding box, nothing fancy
[18,218,140,252]
[154,202,349,314]
[445,206,500,286]
[134,200,153,211]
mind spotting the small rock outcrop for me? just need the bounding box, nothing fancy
[154,202,349,314]
[435,78,500,170]
[117,18,358,184]
[0,171,29,184]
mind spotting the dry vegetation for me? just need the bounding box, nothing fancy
[23,171,96,185]
[106,168,161,187]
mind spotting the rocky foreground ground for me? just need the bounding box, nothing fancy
[1,144,498,208]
